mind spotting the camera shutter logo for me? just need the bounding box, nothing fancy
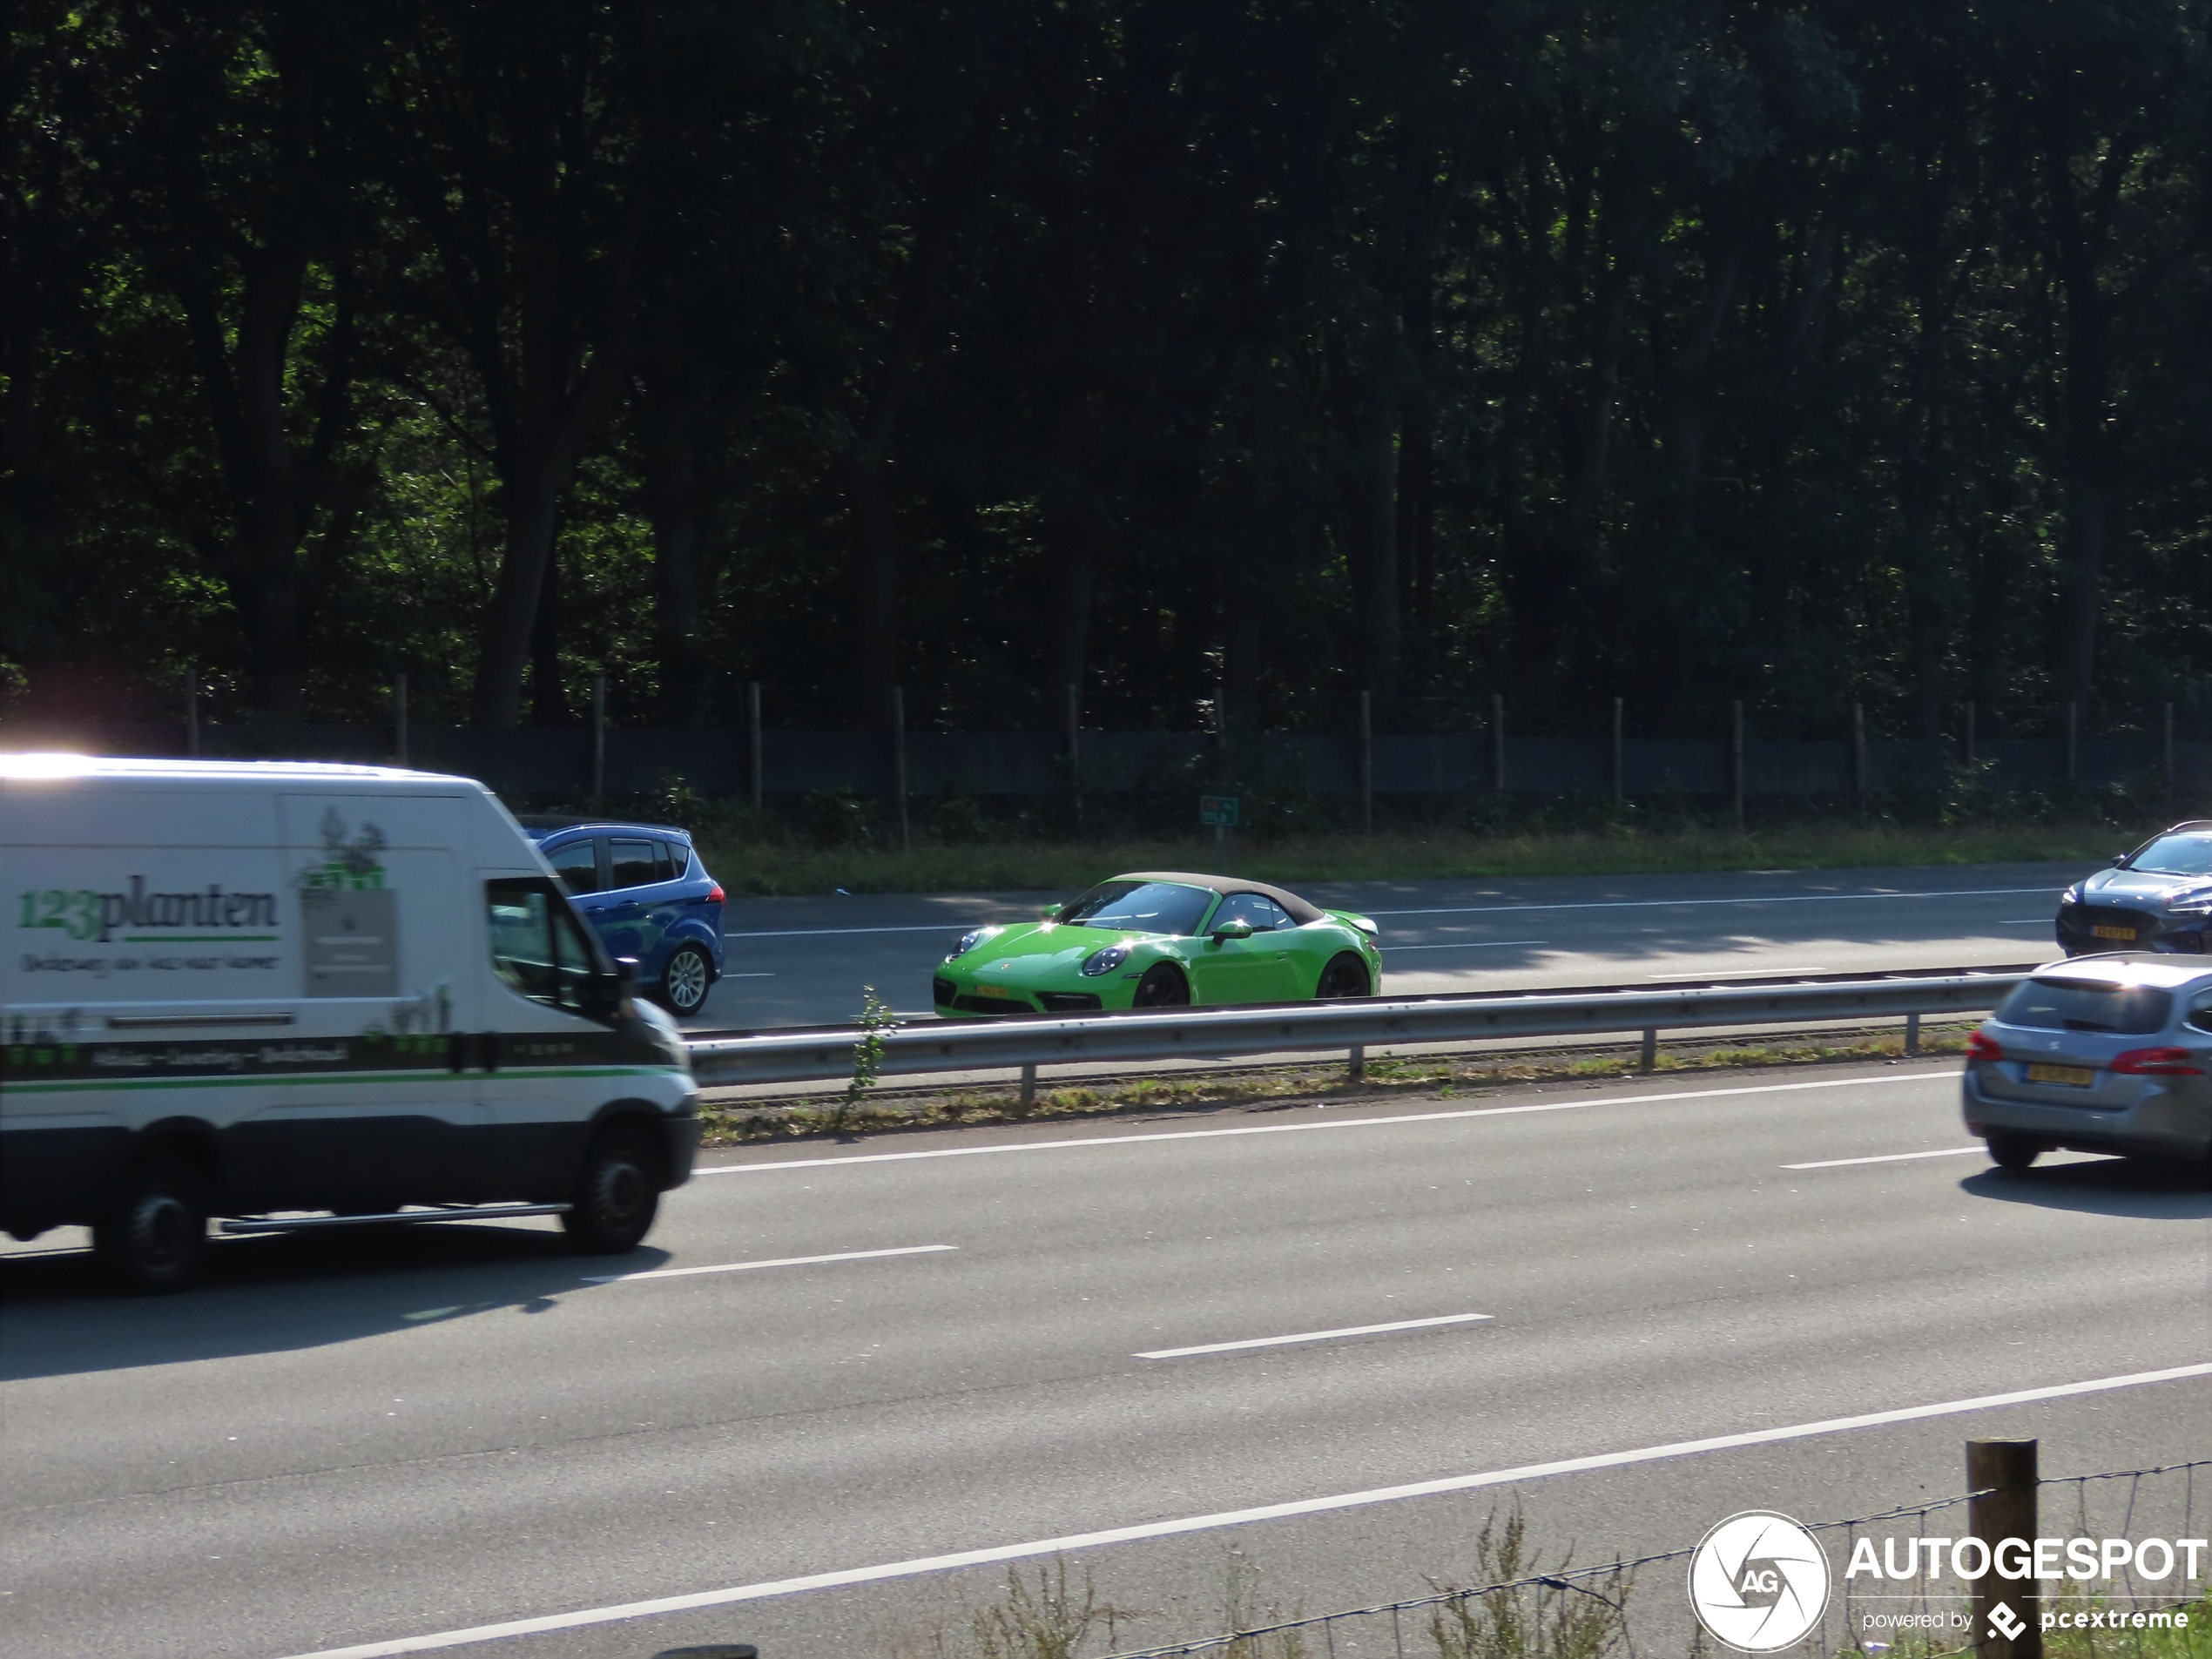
[1688,1511,1831,1652]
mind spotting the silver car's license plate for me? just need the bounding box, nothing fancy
[2027,1062,2094,1087]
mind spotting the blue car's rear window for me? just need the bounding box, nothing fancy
[1062,880,1215,936]
[1995,978,2173,1035]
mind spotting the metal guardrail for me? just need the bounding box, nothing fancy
[685,962,2038,1089]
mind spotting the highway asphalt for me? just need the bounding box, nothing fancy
[689,861,2097,1029]
[3,1060,2206,1659]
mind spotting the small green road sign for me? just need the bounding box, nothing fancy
[1198,794,1240,827]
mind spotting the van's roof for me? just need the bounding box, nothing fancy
[0,752,477,787]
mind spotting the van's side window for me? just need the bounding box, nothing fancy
[487,878,607,1015]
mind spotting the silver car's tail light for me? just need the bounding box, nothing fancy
[2110,1046,2204,1076]
[1966,1030,2004,1062]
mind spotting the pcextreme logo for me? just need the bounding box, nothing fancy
[1689,1512,1831,1653]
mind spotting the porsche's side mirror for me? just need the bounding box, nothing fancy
[1041,902,1062,921]
[2111,855,2128,868]
[1211,919,1254,942]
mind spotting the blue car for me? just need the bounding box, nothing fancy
[518,817,726,1016]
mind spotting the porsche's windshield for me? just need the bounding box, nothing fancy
[1061,880,1216,936]
[2128,833,2212,878]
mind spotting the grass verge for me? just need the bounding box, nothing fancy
[697,1026,1975,1148]
[694,824,2121,898]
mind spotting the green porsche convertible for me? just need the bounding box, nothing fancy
[932,871,1380,1016]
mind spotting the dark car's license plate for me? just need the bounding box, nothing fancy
[2027,1062,2094,1087]
[2091,924,2136,941]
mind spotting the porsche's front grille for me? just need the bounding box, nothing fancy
[951,994,1033,1015]
[1036,992,1103,1012]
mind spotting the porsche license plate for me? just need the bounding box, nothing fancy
[978,983,1010,998]
[2027,1062,2094,1087]
[2091,925,2136,941]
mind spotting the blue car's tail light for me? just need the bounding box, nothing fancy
[1081,944,1130,977]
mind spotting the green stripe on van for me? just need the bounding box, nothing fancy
[1,1065,683,1096]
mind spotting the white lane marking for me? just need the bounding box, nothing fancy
[718,972,777,978]
[279,1361,2212,1659]
[586,1244,957,1283]
[1784,1147,1986,1170]
[1381,939,1548,953]
[696,1070,1954,1177]
[2000,920,2048,926]
[1137,1312,1493,1359]
[1368,886,2060,919]
[1646,968,1830,980]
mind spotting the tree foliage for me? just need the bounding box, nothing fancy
[5,0,2208,737]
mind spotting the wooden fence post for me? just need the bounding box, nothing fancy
[1968,1438,2041,1659]
[891,685,910,853]
[1611,697,1624,801]
[1065,682,1082,826]
[590,674,607,802]
[746,680,764,812]
[1359,689,1374,836]
[1731,700,1745,829]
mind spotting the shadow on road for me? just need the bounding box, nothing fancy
[0,1223,669,1381]
[1960,1157,2212,1220]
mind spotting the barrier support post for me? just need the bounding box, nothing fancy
[1348,1044,1365,1083]
[1640,1028,1657,1071]
[1968,1438,2040,1659]
[1905,1011,1921,1057]
[1019,1063,1036,1109]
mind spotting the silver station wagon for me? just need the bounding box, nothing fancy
[1962,954,2212,1174]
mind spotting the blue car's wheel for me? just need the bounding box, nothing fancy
[658,944,714,1016]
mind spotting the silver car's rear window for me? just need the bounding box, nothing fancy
[2128,832,2212,876]
[1995,978,2174,1035]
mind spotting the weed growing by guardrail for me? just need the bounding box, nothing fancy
[1426,1509,1632,1659]
[826,987,898,1136]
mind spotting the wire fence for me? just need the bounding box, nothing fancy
[1088,1459,2210,1659]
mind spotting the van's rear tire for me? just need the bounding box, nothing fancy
[562,1128,661,1254]
[94,1159,211,1294]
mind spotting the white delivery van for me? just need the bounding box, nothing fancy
[1,756,698,1291]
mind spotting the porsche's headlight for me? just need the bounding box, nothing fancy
[948,927,999,962]
[1081,944,1130,977]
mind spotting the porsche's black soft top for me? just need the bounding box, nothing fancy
[1109,871,1328,926]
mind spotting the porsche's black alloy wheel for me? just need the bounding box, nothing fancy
[1130,964,1189,1007]
[1316,953,1371,999]
[95,1158,211,1294]
[562,1128,662,1254]
[659,944,714,1016]
[1984,1132,2043,1171]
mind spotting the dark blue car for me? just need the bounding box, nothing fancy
[518,817,726,1016]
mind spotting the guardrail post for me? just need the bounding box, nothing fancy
[590,674,607,802]
[1019,1063,1036,1109]
[1348,1043,1365,1082]
[1905,1011,1921,1057]
[185,671,201,759]
[1968,1438,2040,1659]
[1640,1028,1657,1071]
[394,672,409,767]
[746,680,764,811]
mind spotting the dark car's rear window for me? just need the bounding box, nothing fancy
[1061,880,1216,936]
[2127,832,2212,877]
[1995,978,2174,1035]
